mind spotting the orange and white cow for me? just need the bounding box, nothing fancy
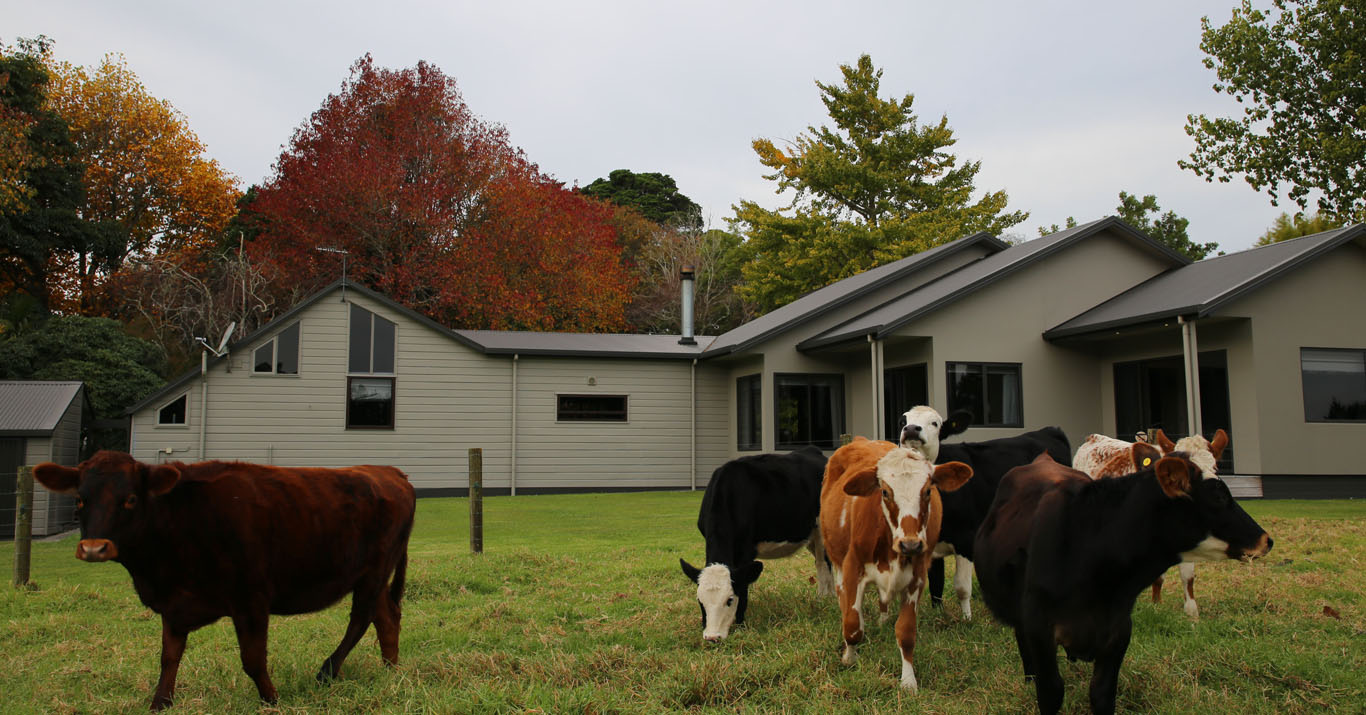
[820,437,972,691]
[1073,428,1230,618]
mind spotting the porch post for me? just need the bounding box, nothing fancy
[1178,316,1204,437]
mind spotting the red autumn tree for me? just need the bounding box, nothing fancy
[244,55,633,331]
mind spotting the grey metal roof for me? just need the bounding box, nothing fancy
[1045,223,1366,340]
[701,231,1009,357]
[456,330,714,358]
[799,216,1190,350]
[0,381,83,436]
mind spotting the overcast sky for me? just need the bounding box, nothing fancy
[11,0,1297,253]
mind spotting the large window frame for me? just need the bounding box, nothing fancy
[946,361,1023,428]
[1301,347,1366,422]
[774,373,845,450]
[346,304,398,430]
[346,376,396,429]
[737,374,762,451]
[252,322,301,375]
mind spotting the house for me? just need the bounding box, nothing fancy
[117,217,1366,498]
[1,381,87,537]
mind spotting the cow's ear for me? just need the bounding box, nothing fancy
[33,463,80,494]
[931,461,973,493]
[1154,457,1192,498]
[842,467,880,496]
[942,410,972,439]
[145,464,180,496]
[680,558,701,584]
[1209,429,1229,460]
[1154,429,1176,453]
[1131,442,1162,470]
[732,560,764,585]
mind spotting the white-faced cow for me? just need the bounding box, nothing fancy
[896,405,971,462]
[1074,428,1231,618]
[898,411,1071,620]
[33,451,415,711]
[973,451,1271,715]
[680,445,831,642]
[820,437,973,690]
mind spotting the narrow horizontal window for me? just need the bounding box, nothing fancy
[557,394,628,422]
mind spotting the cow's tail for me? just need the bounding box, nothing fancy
[389,544,408,605]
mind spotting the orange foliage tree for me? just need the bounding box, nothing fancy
[244,55,632,331]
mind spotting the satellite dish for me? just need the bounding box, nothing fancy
[215,322,236,355]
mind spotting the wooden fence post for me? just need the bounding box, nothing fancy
[13,466,33,588]
[468,448,483,554]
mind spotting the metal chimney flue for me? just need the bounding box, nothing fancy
[679,264,696,345]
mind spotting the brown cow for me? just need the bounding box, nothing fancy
[820,438,972,690]
[33,451,416,710]
[1073,428,1230,617]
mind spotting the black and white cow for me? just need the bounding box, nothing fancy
[679,446,832,641]
[898,411,1071,619]
[973,451,1272,715]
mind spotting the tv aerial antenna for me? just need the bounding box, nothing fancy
[316,246,349,302]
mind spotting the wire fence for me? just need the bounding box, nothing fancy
[2,473,79,543]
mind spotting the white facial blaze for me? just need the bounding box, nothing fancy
[696,564,738,640]
[899,406,946,462]
[876,448,933,544]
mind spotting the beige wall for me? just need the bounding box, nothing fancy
[28,390,82,536]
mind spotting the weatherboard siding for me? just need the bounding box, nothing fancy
[27,393,81,536]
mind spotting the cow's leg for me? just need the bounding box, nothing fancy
[1088,622,1132,715]
[1151,571,1164,603]
[735,585,750,625]
[894,588,921,690]
[1021,614,1063,715]
[808,528,836,597]
[319,580,382,681]
[1179,562,1199,618]
[373,587,402,666]
[954,555,974,620]
[928,556,945,607]
[230,607,278,704]
[1012,627,1037,681]
[838,560,866,666]
[150,618,188,711]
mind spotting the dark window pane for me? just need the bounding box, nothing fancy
[349,303,372,373]
[737,374,761,450]
[775,373,844,449]
[373,315,396,373]
[254,341,274,373]
[158,395,186,425]
[948,363,1021,427]
[557,395,628,421]
[276,323,300,375]
[348,377,394,428]
[1302,348,1366,421]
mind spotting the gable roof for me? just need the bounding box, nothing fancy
[799,216,1190,350]
[0,381,84,436]
[1045,223,1366,340]
[701,231,1009,357]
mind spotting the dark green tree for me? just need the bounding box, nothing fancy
[733,55,1027,313]
[1115,191,1219,260]
[580,169,703,229]
[1181,0,1366,221]
[1254,211,1346,246]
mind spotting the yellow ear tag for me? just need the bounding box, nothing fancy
[1142,457,1152,467]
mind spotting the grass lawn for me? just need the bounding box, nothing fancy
[2,494,1363,713]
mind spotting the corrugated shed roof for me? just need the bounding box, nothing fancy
[0,381,83,436]
[455,330,715,358]
[799,217,1190,350]
[1045,223,1366,340]
[701,232,1009,357]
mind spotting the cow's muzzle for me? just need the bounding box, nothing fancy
[76,539,118,562]
[1240,533,1273,560]
[897,538,924,557]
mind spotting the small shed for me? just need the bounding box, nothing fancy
[0,381,87,538]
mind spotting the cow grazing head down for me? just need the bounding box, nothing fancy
[1152,453,1272,563]
[897,406,971,462]
[679,559,762,641]
[33,451,181,563]
[843,447,973,560]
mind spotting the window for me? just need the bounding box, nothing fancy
[253,322,300,374]
[1301,348,1366,422]
[737,374,762,450]
[557,394,628,421]
[775,373,844,449]
[157,394,187,426]
[349,304,397,374]
[347,377,395,428]
[947,362,1022,427]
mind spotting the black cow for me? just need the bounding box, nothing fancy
[973,451,1272,715]
[679,445,830,641]
[915,424,1072,619]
